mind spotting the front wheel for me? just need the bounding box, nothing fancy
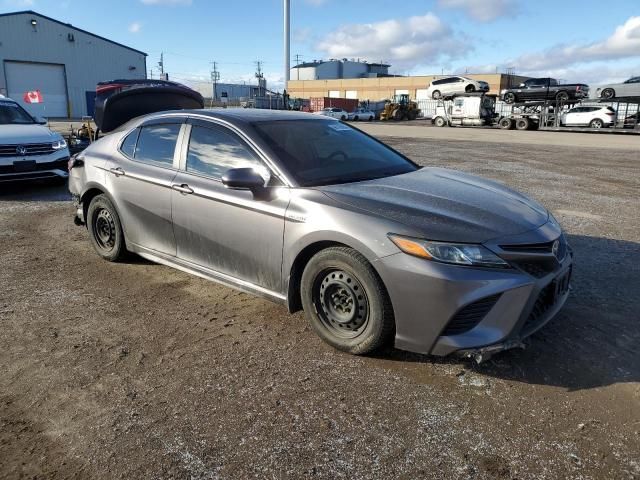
[465,84,476,93]
[87,194,127,262]
[556,91,570,103]
[340,115,346,121]
[503,92,516,104]
[601,88,615,99]
[301,247,394,355]
[589,118,604,129]
[434,116,447,127]
[353,115,359,121]
[432,90,442,100]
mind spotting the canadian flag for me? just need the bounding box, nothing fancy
[23,90,43,104]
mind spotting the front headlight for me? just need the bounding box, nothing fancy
[52,139,68,150]
[388,234,510,268]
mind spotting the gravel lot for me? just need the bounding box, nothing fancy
[1,127,639,479]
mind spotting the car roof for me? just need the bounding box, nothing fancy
[154,108,323,126]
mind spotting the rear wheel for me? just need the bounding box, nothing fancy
[465,84,476,93]
[515,118,530,130]
[301,247,394,355]
[87,194,127,262]
[434,116,447,127]
[353,115,359,121]
[340,115,346,121]
[601,88,615,100]
[589,118,604,129]
[498,117,513,129]
[503,92,516,104]
[432,90,442,100]
[556,91,570,103]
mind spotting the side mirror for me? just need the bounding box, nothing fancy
[34,116,47,125]
[221,167,266,190]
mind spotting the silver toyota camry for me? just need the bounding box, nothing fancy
[69,109,572,359]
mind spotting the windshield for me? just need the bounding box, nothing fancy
[0,100,35,125]
[252,119,418,187]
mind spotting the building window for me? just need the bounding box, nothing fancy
[328,90,341,98]
[345,90,357,99]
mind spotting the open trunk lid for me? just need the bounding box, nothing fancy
[94,79,204,132]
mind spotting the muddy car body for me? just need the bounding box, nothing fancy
[69,109,572,359]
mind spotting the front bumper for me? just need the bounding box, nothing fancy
[378,223,573,357]
[0,155,70,183]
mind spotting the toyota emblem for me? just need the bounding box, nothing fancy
[16,145,27,156]
[552,239,560,259]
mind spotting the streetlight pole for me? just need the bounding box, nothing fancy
[284,0,290,86]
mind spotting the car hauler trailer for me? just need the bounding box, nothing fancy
[432,93,640,132]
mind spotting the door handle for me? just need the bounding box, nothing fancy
[172,184,194,195]
[109,167,125,177]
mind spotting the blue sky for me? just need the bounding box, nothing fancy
[2,0,639,92]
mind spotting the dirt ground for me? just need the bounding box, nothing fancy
[1,129,639,479]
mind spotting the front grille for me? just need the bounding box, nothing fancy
[0,143,56,157]
[0,158,68,175]
[522,283,556,334]
[512,261,555,278]
[502,235,568,278]
[442,294,501,336]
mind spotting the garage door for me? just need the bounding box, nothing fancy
[5,61,68,118]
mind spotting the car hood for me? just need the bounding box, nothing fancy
[0,124,59,143]
[319,167,549,243]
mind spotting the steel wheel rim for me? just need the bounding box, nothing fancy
[592,119,603,129]
[94,208,116,251]
[313,269,369,339]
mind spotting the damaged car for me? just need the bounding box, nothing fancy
[69,107,572,360]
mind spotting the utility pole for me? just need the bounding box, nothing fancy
[294,54,303,80]
[284,0,290,84]
[210,61,220,106]
[255,60,264,98]
[158,52,165,80]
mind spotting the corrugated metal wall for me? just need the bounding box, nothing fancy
[0,12,146,117]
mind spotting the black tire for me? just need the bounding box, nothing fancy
[340,115,346,121]
[432,90,441,100]
[301,247,394,355]
[503,92,516,104]
[465,84,476,93]
[498,117,513,130]
[434,116,447,127]
[589,118,604,129]
[87,194,127,262]
[556,91,569,103]
[353,115,359,121]
[601,88,615,100]
[368,115,374,121]
[515,118,530,130]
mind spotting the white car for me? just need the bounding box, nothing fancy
[591,76,640,100]
[0,95,70,183]
[313,107,348,120]
[425,76,490,100]
[560,105,616,129]
[347,108,375,121]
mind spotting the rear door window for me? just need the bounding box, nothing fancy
[135,124,181,166]
[186,125,265,179]
[120,128,139,158]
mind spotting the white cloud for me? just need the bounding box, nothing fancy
[506,16,640,71]
[2,0,35,7]
[128,22,142,33]
[456,16,640,84]
[437,0,517,22]
[140,0,192,5]
[316,13,469,70]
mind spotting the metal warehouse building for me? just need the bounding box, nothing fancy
[0,10,147,118]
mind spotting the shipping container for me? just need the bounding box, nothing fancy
[309,97,359,113]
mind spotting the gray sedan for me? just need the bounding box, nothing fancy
[69,110,572,360]
[593,76,640,99]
